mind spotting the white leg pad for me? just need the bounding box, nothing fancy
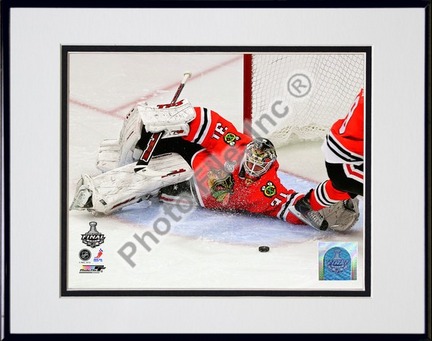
[71,153,193,215]
[96,139,122,173]
[96,107,143,173]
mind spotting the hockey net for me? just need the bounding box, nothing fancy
[244,53,365,148]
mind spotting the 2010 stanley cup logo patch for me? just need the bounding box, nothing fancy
[319,242,358,281]
[81,221,105,248]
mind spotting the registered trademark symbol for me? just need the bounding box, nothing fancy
[287,73,312,98]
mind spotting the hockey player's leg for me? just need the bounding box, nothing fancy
[288,178,360,232]
[308,180,352,211]
[69,174,95,211]
[288,192,360,232]
[326,162,363,197]
[70,153,194,215]
[159,180,198,207]
[288,191,329,231]
[96,107,144,172]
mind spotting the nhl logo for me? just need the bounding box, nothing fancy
[224,160,236,173]
[81,221,105,248]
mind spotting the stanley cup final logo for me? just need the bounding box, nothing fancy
[319,242,357,281]
[81,221,105,248]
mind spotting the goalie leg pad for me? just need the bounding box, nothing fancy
[96,139,122,173]
[159,180,198,207]
[96,107,143,172]
[319,198,360,232]
[118,107,144,165]
[70,175,94,211]
[71,153,194,215]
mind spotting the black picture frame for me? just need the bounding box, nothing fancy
[1,0,430,339]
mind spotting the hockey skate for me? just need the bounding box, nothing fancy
[289,191,329,231]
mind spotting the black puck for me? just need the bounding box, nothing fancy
[258,246,270,252]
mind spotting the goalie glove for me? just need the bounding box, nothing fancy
[137,99,196,138]
[319,198,360,232]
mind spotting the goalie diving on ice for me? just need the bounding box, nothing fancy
[70,95,360,233]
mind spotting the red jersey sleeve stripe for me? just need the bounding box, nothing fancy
[277,192,300,221]
[326,132,363,163]
[189,107,212,145]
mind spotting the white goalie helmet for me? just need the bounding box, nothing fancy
[242,137,277,178]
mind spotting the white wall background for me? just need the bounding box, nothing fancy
[8,7,426,334]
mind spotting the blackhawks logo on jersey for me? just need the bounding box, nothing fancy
[207,169,234,206]
[224,132,240,146]
[261,181,277,197]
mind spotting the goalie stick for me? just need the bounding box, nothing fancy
[134,72,192,173]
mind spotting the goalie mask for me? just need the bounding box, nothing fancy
[242,138,277,178]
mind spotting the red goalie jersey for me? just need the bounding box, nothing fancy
[182,107,304,225]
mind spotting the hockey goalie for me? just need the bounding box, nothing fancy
[70,98,360,232]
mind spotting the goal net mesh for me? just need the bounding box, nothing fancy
[247,53,365,148]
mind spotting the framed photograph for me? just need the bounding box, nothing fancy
[2,0,430,338]
[62,46,370,295]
